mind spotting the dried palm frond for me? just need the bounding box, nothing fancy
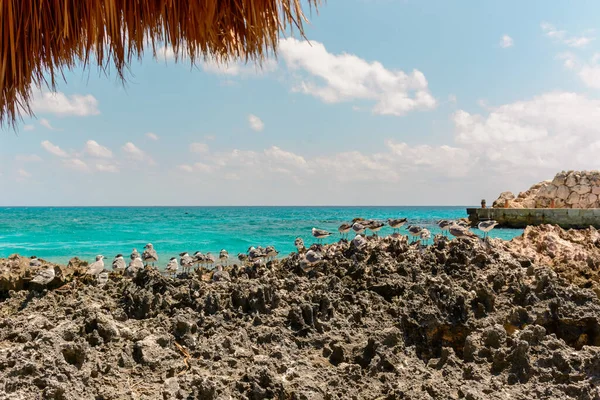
[0,0,320,128]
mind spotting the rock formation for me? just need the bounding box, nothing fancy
[492,170,600,209]
[1,230,600,399]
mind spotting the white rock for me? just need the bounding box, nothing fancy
[556,185,570,200]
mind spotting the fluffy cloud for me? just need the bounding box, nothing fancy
[500,35,514,48]
[62,158,89,172]
[146,132,159,141]
[39,118,58,130]
[31,91,100,117]
[95,163,119,173]
[278,38,436,116]
[541,22,594,48]
[190,142,209,154]
[85,140,113,158]
[202,58,277,76]
[41,140,68,158]
[17,169,31,178]
[122,142,154,164]
[248,114,265,132]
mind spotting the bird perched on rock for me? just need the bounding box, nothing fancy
[338,223,352,239]
[179,252,194,274]
[142,243,158,266]
[294,237,306,253]
[265,245,279,261]
[352,222,365,235]
[219,249,229,265]
[351,234,368,249]
[437,220,452,237]
[193,251,205,269]
[237,253,248,265]
[205,252,216,268]
[406,226,423,243]
[31,265,55,286]
[449,223,477,240]
[29,256,42,267]
[212,264,230,282]
[387,218,407,233]
[247,246,265,263]
[366,220,385,236]
[312,228,331,243]
[86,255,105,276]
[112,254,126,274]
[305,249,323,265]
[97,272,109,287]
[478,220,498,240]
[127,255,143,276]
[130,248,140,260]
[166,257,179,277]
[419,228,431,245]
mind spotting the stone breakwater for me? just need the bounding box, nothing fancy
[493,170,600,209]
[1,228,600,399]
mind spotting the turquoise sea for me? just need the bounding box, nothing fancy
[0,207,523,265]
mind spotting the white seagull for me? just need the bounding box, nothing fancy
[86,255,105,276]
[387,218,407,233]
[312,228,331,243]
[166,257,179,277]
[179,252,194,274]
[112,254,126,274]
[478,220,499,240]
[127,255,144,276]
[142,243,158,266]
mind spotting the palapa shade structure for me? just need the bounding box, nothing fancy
[0,0,319,127]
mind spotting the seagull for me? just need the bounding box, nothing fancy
[406,226,423,243]
[219,249,229,266]
[205,252,216,268]
[265,245,279,261]
[237,253,248,265]
[294,237,306,253]
[130,248,140,260]
[305,249,323,265]
[212,264,230,282]
[247,246,265,263]
[142,243,158,266]
[338,223,352,239]
[179,252,194,274]
[112,254,126,274]
[366,220,385,236]
[31,265,55,286]
[312,228,331,243]
[127,256,143,276]
[437,220,452,237]
[86,255,105,276]
[166,257,179,277]
[193,251,205,270]
[419,228,431,245]
[455,220,470,228]
[478,220,499,240]
[351,234,368,249]
[449,223,477,240]
[97,272,109,288]
[29,256,42,267]
[352,222,365,235]
[387,218,407,233]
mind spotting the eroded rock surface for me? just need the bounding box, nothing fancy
[1,231,600,399]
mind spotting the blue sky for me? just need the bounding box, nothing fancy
[2,0,600,206]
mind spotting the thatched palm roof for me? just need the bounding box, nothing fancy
[0,0,319,127]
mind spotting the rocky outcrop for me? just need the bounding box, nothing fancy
[493,170,600,208]
[1,233,600,399]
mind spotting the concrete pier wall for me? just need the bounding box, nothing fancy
[466,208,600,229]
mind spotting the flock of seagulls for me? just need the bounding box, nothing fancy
[27,217,500,286]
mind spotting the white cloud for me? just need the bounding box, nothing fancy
[500,35,514,48]
[146,132,159,141]
[17,169,31,178]
[95,163,119,173]
[278,38,436,116]
[23,124,35,131]
[248,114,265,132]
[541,22,594,48]
[41,140,68,158]
[122,142,154,164]
[178,164,194,172]
[202,58,277,76]
[62,158,89,172]
[190,142,209,154]
[15,154,42,163]
[31,90,100,117]
[39,118,58,130]
[85,140,113,158]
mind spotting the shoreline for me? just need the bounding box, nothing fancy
[1,224,600,398]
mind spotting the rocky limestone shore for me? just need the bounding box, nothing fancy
[1,228,600,399]
[493,170,600,209]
